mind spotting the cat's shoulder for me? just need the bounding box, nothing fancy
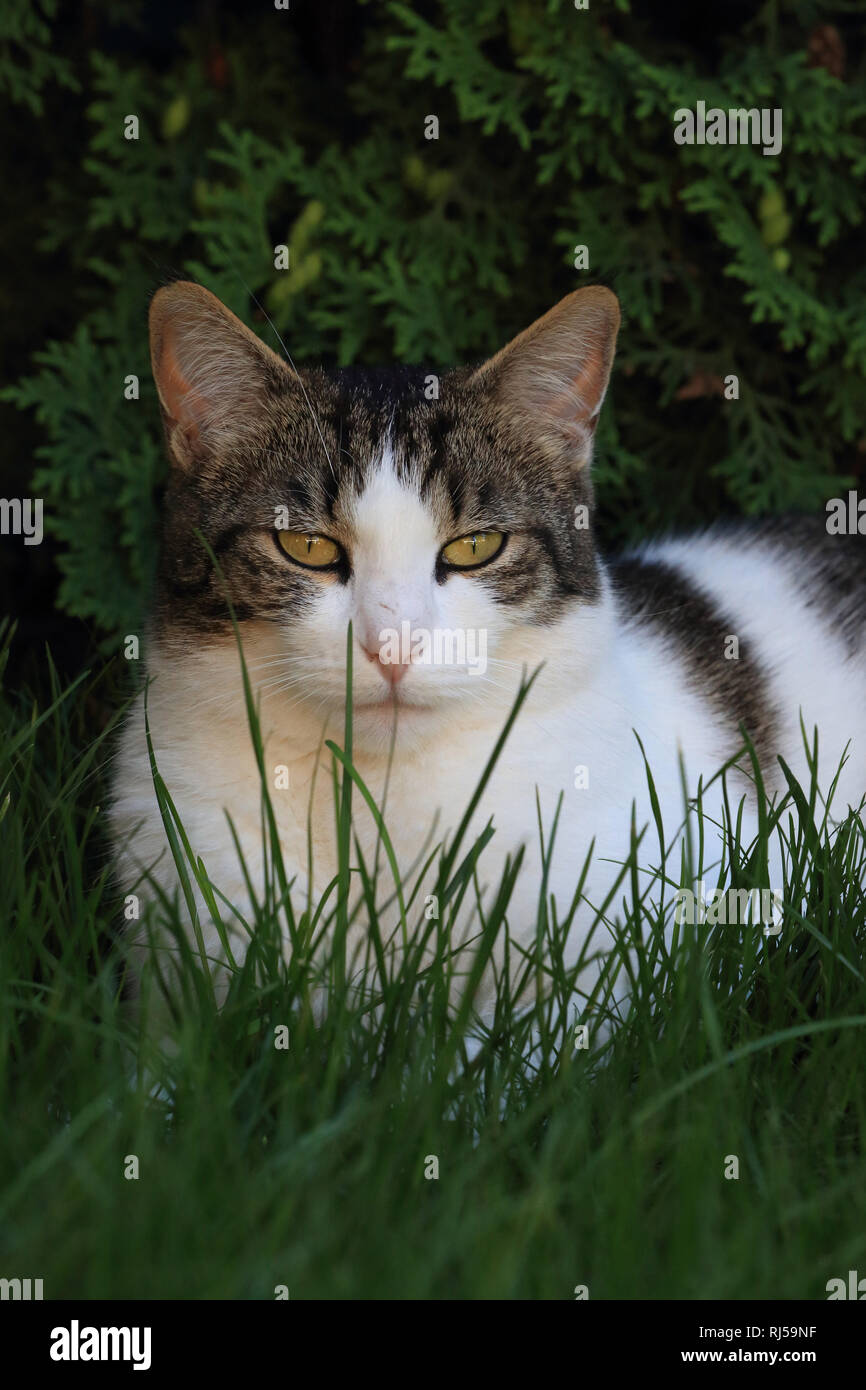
[607,511,866,659]
[596,514,863,766]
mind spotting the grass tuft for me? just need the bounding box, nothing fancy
[1,619,865,1299]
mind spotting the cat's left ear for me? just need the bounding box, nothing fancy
[471,286,620,468]
[149,280,292,471]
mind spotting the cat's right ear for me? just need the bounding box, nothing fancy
[470,285,620,469]
[149,281,290,470]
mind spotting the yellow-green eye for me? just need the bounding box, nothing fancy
[277,531,342,569]
[440,531,505,569]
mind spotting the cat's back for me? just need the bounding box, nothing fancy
[608,514,866,798]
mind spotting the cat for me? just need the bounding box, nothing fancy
[110,279,866,1033]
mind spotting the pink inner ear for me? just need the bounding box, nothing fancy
[569,350,609,423]
[529,348,609,432]
[541,327,613,426]
[156,330,211,442]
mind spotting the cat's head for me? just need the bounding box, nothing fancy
[149,281,619,748]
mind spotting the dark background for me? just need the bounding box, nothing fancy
[1,0,862,686]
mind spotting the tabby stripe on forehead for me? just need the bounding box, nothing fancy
[319,454,342,518]
[283,477,314,517]
[335,391,375,506]
[419,410,456,503]
[386,399,412,479]
[445,469,466,525]
[476,479,497,515]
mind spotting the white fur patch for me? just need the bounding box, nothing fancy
[110,494,866,1036]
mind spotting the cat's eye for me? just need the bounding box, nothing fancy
[440,530,506,570]
[277,530,342,570]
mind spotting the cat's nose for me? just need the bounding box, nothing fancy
[360,642,409,685]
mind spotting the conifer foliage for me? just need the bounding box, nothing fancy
[3,0,864,640]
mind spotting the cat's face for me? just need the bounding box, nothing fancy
[150,283,619,747]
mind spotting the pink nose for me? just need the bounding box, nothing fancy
[360,643,409,685]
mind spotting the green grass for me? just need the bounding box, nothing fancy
[2,618,866,1301]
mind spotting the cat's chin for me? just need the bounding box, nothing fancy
[343,697,449,755]
[346,694,446,739]
[351,696,435,718]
